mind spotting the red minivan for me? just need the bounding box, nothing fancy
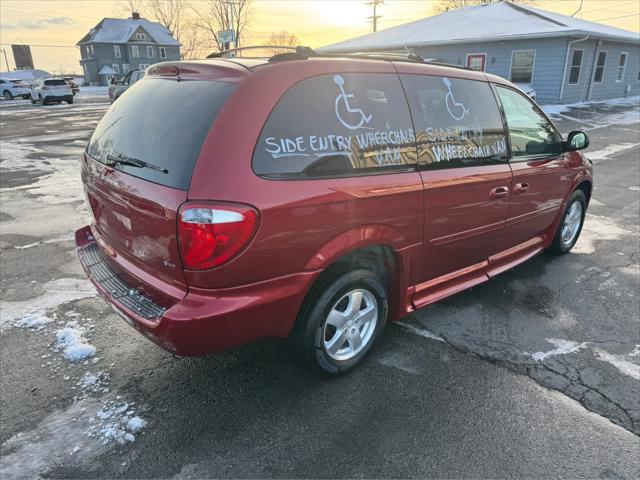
[76,49,592,374]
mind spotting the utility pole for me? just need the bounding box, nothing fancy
[367,0,383,33]
[2,49,10,71]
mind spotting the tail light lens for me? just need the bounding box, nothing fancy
[178,203,259,270]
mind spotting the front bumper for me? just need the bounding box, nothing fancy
[75,225,316,356]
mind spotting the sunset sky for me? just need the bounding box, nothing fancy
[1,0,639,74]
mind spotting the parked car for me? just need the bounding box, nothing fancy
[63,77,80,95]
[108,69,145,103]
[30,78,73,105]
[76,53,592,375]
[0,78,31,99]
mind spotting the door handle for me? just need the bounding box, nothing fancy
[489,186,509,199]
[514,182,530,195]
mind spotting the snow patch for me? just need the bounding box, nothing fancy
[594,348,640,380]
[14,233,75,249]
[56,321,96,361]
[80,371,110,394]
[527,338,589,362]
[15,313,54,330]
[0,278,96,331]
[585,143,639,164]
[397,321,445,342]
[89,400,147,444]
[573,214,634,255]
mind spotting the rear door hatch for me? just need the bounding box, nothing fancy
[82,62,244,301]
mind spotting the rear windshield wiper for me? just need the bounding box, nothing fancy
[106,154,169,174]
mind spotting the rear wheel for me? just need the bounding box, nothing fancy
[293,268,388,375]
[549,189,587,254]
[3,90,13,100]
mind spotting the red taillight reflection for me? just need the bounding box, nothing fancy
[178,203,259,270]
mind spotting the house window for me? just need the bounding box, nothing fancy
[132,45,139,58]
[88,45,94,57]
[593,51,607,84]
[160,47,167,59]
[136,33,146,41]
[466,53,486,72]
[147,46,154,58]
[568,49,583,85]
[510,50,535,83]
[112,64,120,74]
[139,64,150,71]
[616,53,628,82]
[123,64,130,74]
[114,45,121,58]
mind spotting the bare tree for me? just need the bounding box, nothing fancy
[191,0,252,52]
[432,0,534,14]
[268,30,299,47]
[146,0,203,59]
[113,0,149,17]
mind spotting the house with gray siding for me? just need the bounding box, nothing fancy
[321,1,639,104]
[76,13,180,86]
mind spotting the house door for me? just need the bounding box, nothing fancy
[466,54,487,71]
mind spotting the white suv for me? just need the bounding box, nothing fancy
[0,79,31,100]
[31,78,74,105]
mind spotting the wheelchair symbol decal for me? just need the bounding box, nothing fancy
[443,77,469,121]
[334,74,373,130]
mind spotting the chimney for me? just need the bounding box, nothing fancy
[131,12,141,20]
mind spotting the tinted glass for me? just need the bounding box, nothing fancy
[253,73,417,178]
[496,86,559,158]
[569,50,583,84]
[87,78,236,189]
[401,75,507,170]
[44,79,68,86]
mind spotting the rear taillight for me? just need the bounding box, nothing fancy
[178,203,259,270]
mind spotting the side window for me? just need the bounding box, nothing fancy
[401,74,507,170]
[496,86,559,159]
[253,73,417,178]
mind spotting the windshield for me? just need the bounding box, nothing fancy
[87,78,236,190]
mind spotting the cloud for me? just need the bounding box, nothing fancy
[2,17,74,30]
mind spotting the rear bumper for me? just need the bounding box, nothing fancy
[75,225,316,356]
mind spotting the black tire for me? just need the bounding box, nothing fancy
[293,268,388,375]
[68,98,73,104]
[3,90,13,100]
[548,189,587,255]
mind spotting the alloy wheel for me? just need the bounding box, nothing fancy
[323,288,378,361]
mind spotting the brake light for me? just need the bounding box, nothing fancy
[178,203,259,270]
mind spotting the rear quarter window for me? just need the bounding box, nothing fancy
[87,78,236,190]
[253,73,417,179]
[400,75,508,170]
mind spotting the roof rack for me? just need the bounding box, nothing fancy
[267,46,472,70]
[207,45,299,59]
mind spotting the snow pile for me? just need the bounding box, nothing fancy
[89,400,147,444]
[16,313,54,330]
[56,322,96,361]
[80,371,109,394]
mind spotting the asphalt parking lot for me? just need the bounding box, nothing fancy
[1,91,639,478]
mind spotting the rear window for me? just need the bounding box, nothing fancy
[44,79,68,86]
[87,78,235,190]
[252,73,417,179]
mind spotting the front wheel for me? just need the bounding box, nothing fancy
[549,189,587,254]
[293,268,388,375]
[3,90,13,100]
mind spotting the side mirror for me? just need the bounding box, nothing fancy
[564,131,589,152]
[110,78,116,85]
